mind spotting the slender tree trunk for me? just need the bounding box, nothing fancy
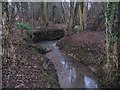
[78,2,84,32]
[32,3,34,28]
[3,2,9,63]
[60,2,65,23]
[24,2,28,22]
[104,2,118,87]
[0,2,2,88]
[15,2,20,21]
[104,2,111,81]
[83,2,88,30]
[67,2,74,36]
[40,2,48,26]
[73,2,79,26]
[40,2,44,24]
[9,3,15,28]
[44,2,48,26]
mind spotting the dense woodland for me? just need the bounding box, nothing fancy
[2,1,119,88]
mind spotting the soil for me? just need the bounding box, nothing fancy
[57,31,106,65]
[57,31,106,78]
[2,27,60,88]
[39,41,101,88]
[33,29,64,43]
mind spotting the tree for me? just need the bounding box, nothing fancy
[44,2,48,26]
[67,1,74,36]
[73,2,79,26]
[2,2,9,63]
[104,2,118,87]
[60,1,65,23]
[9,2,15,28]
[78,2,88,31]
[83,2,88,30]
[78,2,84,31]
[39,2,48,26]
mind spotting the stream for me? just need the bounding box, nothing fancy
[39,41,100,89]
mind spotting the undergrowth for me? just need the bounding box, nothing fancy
[16,23,34,41]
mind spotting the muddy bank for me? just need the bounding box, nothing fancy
[57,31,106,87]
[32,28,65,43]
[39,41,100,88]
[2,28,60,88]
[57,31,105,66]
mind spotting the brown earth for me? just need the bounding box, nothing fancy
[57,31,106,73]
[2,27,60,88]
[56,30,107,87]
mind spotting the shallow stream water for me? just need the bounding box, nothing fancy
[39,41,99,88]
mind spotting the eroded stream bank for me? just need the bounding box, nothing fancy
[39,41,100,88]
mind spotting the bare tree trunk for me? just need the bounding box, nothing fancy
[83,2,88,30]
[60,1,65,23]
[15,2,20,21]
[44,2,48,26]
[104,2,118,87]
[24,2,28,22]
[78,2,84,32]
[104,2,111,82]
[0,2,2,88]
[2,2,9,63]
[32,3,34,28]
[40,2,48,26]
[9,3,15,28]
[67,2,74,36]
[73,2,79,26]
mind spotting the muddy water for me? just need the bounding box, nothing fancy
[39,41,100,88]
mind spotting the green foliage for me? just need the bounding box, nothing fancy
[16,23,34,41]
[98,9,105,22]
[41,2,44,9]
[111,36,120,42]
[16,23,33,33]
[109,3,119,43]
[105,2,119,43]
[3,2,9,17]
[111,29,119,42]
[107,3,117,22]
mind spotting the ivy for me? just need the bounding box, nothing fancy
[105,2,118,43]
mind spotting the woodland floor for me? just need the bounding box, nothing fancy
[2,24,107,88]
[2,27,60,88]
[57,30,106,81]
[58,31,105,64]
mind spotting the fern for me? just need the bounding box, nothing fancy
[16,23,33,33]
[16,23,34,41]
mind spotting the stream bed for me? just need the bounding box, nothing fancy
[39,41,100,88]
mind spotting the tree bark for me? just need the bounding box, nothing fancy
[44,2,48,26]
[104,2,111,83]
[60,2,65,23]
[104,2,118,87]
[67,1,74,36]
[78,2,84,31]
[83,2,88,30]
[73,2,79,26]
[2,2,9,63]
